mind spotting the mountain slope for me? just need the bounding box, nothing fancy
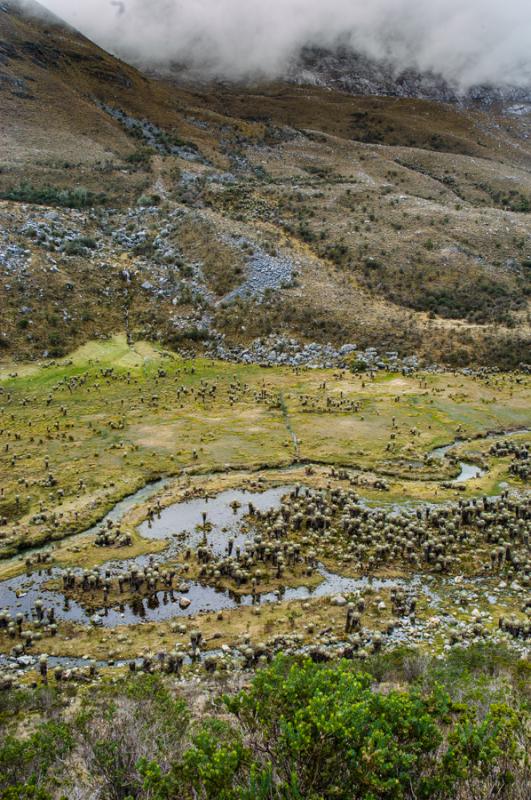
[289,45,531,110]
[0,0,529,368]
[0,0,233,193]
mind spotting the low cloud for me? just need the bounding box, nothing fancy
[26,0,531,88]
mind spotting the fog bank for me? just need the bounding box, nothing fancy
[27,0,531,88]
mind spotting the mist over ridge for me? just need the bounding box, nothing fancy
[20,0,531,90]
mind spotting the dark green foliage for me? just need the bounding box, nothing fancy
[134,654,528,800]
[476,184,530,213]
[125,148,155,168]
[136,194,161,209]
[297,221,317,243]
[0,786,53,800]
[418,281,524,323]
[0,183,107,208]
[164,327,210,347]
[0,649,527,800]
[0,686,64,724]
[358,256,527,325]
[63,236,98,255]
[223,657,526,799]
[322,241,351,265]
[0,721,73,796]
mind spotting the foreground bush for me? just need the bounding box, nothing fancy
[0,720,73,800]
[0,650,528,799]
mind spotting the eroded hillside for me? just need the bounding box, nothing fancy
[0,0,530,367]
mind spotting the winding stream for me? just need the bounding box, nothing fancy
[431,443,484,483]
[432,427,529,483]
[0,485,436,628]
[0,428,527,633]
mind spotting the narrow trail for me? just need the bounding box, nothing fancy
[279,392,301,461]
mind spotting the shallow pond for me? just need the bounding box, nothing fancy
[0,485,438,628]
[0,562,437,628]
[138,485,291,555]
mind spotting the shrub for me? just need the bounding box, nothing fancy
[0,721,73,795]
[0,183,107,208]
[63,236,97,255]
[135,655,528,799]
[164,327,210,347]
[0,652,527,800]
[137,193,161,207]
[223,656,528,800]
[125,148,155,168]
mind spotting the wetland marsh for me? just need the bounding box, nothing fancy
[0,336,529,681]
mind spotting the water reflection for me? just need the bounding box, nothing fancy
[0,559,438,629]
[2,427,527,631]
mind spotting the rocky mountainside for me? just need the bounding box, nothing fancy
[0,0,227,175]
[288,45,531,113]
[0,0,530,368]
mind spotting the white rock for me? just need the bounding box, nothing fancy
[331,595,347,607]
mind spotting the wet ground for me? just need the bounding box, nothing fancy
[0,483,439,628]
[0,428,528,676]
[431,427,529,483]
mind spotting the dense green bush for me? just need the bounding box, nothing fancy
[130,655,530,800]
[164,327,210,348]
[0,183,107,208]
[0,720,73,799]
[221,657,527,800]
[125,148,155,168]
[0,651,528,800]
[63,236,98,255]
